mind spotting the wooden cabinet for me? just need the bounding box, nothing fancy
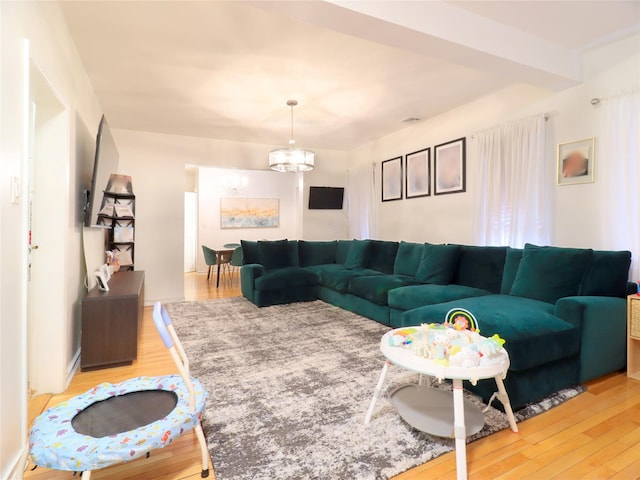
[628,294,640,380]
[81,271,145,371]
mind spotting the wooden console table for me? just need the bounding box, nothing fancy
[81,270,145,371]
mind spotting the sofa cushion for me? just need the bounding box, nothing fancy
[500,248,524,294]
[241,240,260,265]
[299,240,338,267]
[344,240,372,269]
[254,267,318,291]
[393,242,424,277]
[399,295,580,371]
[388,284,491,311]
[581,250,631,298]
[367,240,399,274]
[258,240,299,271]
[319,268,383,293]
[510,244,593,304]
[348,275,420,305]
[415,244,461,284]
[335,240,353,265]
[452,245,507,293]
[304,264,346,276]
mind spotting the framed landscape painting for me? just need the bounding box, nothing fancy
[434,137,466,195]
[405,148,430,199]
[220,198,279,229]
[381,156,403,202]
[557,138,595,185]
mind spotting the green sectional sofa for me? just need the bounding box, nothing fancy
[240,239,633,409]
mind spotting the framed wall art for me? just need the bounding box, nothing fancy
[557,138,595,185]
[220,197,280,229]
[434,137,466,195]
[405,148,431,199]
[381,156,403,202]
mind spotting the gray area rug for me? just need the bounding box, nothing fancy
[167,298,585,480]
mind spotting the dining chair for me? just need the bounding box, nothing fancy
[229,247,244,285]
[202,245,232,283]
[202,245,217,280]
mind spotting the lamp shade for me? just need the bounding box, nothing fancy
[269,148,315,172]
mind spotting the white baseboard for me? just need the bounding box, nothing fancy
[64,348,81,390]
[3,441,29,480]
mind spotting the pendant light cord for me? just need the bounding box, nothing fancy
[289,104,295,145]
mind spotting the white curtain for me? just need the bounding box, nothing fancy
[599,90,640,280]
[473,115,549,247]
[348,163,378,239]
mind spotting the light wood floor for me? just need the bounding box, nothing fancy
[27,272,640,479]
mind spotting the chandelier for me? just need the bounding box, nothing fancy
[269,100,315,172]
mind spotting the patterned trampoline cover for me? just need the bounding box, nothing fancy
[29,374,206,472]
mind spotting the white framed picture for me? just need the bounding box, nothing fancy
[95,270,109,291]
[99,263,111,282]
[557,138,595,185]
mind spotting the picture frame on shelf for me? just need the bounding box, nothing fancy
[99,263,111,282]
[557,138,595,185]
[381,156,403,202]
[434,137,466,195]
[95,270,109,292]
[405,148,431,199]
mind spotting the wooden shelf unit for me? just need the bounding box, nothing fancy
[97,191,136,271]
[81,270,145,371]
[627,294,640,380]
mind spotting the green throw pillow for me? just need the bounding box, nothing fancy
[415,243,461,284]
[241,240,260,265]
[509,244,593,304]
[500,248,524,294]
[298,240,338,267]
[393,242,425,277]
[258,240,298,271]
[580,250,631,297]
[344,240,372,269]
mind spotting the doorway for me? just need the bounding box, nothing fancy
[27,62,69,395]
[184,192,197,272]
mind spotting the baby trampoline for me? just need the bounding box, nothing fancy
[29,302,210,479]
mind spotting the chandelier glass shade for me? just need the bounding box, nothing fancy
[268,148,315,172]
[269,100,314,172]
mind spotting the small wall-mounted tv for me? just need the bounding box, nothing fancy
[308,186,344,210]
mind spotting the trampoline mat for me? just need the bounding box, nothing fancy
[72,390,178,438]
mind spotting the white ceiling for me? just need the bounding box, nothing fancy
[59,1,640,150]
[450,0,640,51]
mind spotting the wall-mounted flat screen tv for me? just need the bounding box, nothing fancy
[84,115,119,227]
[308,186,344,210]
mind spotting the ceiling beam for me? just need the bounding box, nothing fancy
[249,0,582,90]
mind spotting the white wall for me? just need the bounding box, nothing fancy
[349,34,640,250]
[0,1,102,477]
[302,151,349,240]
[197,167,299,272]
[113,129,348,302]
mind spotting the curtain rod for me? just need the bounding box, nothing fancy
[470,113,548,139]
[590,86,640,105]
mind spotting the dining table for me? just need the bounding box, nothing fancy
[214,248,235,288]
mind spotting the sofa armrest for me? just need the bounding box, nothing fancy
[240,264,264,303]
[555,296,627,382]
